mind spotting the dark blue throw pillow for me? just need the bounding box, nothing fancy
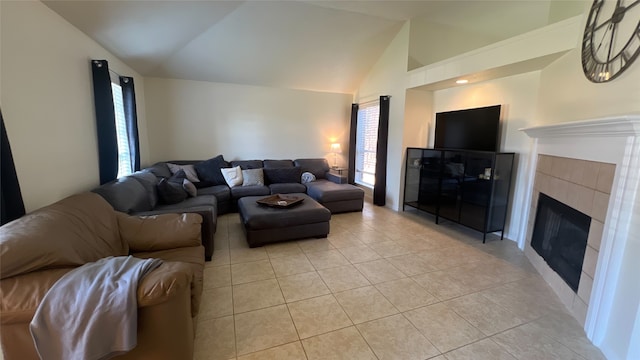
[194,155,229,187]
[263,167,302,184]
[168,169,187,183]
[156,178,187,204]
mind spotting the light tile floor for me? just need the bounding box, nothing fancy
[194,201,606,360]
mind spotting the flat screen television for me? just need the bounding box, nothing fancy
[434,105,501,152]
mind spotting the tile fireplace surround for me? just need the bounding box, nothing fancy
[526,154,613,324]
[521,114,640,359]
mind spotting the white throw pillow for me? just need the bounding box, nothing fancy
[221,166,243,188]
[301,171,316,184]
[167,163,200,183]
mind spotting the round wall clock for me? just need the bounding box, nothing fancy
[581,0,640,83]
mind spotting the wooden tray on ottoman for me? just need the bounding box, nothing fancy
[256,194,304,208]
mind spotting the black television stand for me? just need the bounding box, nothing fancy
[403,148,515,242]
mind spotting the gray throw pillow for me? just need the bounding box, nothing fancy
[183,179,197,197]
[167,163,200,183]
[157,178,187,204]
[242,168,264,186]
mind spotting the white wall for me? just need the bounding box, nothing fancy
[404,89,432,150]
[0,1,148,212]
[536,48,640,125]
[144,77,352,163]
[355,22,411,211]
[408,19,499,70]
[432,71,542,242]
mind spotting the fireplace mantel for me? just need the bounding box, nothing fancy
[520,114,640,360]
[520,114,640,138]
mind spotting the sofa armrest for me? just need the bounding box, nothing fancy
[325,172,342,184]
[117,212,202,252]
[136,262,193,309]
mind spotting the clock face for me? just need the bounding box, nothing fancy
[582,0,640,82]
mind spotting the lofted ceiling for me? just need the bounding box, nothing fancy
[43,0,582,94]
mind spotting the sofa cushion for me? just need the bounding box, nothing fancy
[269,183,307,194]
[231,185,270,199]
[134,195,217,262]
[157,178,187,204]
[305,179,365,203]
[196,185,231,202]
[294,159,330,180]
[242,168,264,186]
[264,167,302,184]
[152,195,217,212]
[117,213,202,253]
[93,176,151,213]
[263,159,294,168]
[0,193,126,279]
[129,171,160,209]
[230,160,263,170]
[194,155,229,187]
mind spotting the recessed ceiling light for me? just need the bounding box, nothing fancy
[456,79,468,84]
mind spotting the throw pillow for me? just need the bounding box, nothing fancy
[301,171,316,184]
[183,179,197,197]
[221,166,243,188]
[242,168,264,186]
[167,163,200,183]
[168,169,187,183]
[194,155,229,187]
[157,178,187,204]
[263,167,302,184]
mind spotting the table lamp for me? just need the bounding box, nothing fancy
[330,143,342,168]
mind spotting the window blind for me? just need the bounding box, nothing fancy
[111,83,133,178]
[355,101,379,187]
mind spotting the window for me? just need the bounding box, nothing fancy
[111,82,132,178]
[355,102,379,187]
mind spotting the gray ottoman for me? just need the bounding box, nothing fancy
[237,193,331,247]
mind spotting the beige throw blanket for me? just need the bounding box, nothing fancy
[30,256,162,360]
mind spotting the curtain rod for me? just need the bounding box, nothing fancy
[92,60,130,79]
[359,99,379,105]
[357,95,391,106]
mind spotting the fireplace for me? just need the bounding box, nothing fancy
[523,154,611,326]
[531,193,590,292]
[521,115,640,359]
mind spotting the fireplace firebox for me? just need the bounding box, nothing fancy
[531,193,591,292]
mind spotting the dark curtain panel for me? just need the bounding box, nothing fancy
[91,60,118,184]
[1,110,26,225]
[373,96,390,206]
[348,104,358,184]
[120,76,140,171]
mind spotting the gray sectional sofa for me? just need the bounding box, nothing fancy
[92,157,364,260]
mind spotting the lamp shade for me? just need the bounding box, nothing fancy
[330,143,342,153]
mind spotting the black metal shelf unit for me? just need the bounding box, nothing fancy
[403,147,515,242]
